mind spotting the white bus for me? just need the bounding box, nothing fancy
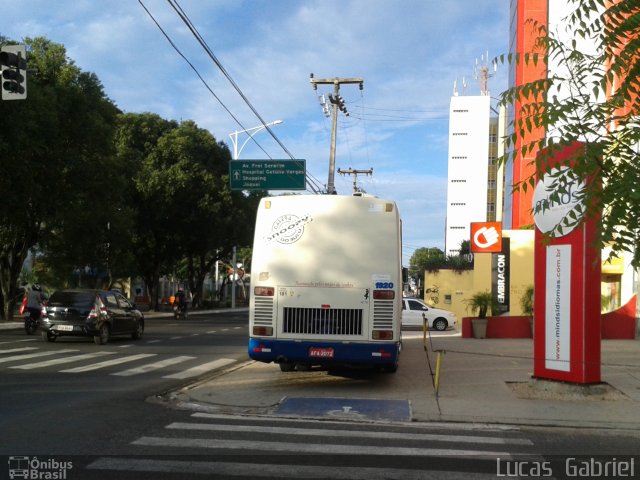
[248,193,404,372]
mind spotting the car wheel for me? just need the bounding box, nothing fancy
[41,330,56,342]
[93,324,110,345]
[131,320,144,340]
[433,318,448,331]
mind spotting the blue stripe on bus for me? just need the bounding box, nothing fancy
[248,338,399,365]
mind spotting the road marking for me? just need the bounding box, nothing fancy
[0,347,38,354]
[10,351,115,370]
[190,333,200,337]
[60,354,158,373]
[0,339,38,345]
[0,349,79,365]
[145,339,161,344]
[165,421,533,445]
[205,330,216,334]
[132,436,514,459]
[162,358,236,379]
[111,356,195,376]
[87,457,501,479]
[119,344,134,348]
[170,336,183,340]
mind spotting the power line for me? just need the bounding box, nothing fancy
[137,0,273,159]
[167,0,323,194]
[139,0,323,194]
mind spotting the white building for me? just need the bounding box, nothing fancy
[444,95,500,256]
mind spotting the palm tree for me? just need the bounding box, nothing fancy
[465,291,495,319]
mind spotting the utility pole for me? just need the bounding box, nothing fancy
[338,168,373,194]
[310,74,363,194]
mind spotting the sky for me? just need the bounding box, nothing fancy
[2,0,509,265]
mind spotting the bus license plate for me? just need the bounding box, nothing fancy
[308,347,334,358]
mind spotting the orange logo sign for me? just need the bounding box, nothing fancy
[470,222,503,253]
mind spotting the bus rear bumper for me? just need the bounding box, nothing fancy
[248,338,400,367]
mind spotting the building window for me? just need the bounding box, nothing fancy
[452,132,468,136]
[450,202,466,206]
[449,226,466,230]
[489,133,498,143]
[452,109,469,113]
[450,179,467,183]
[488,180,496,189]
[451,156,468,160]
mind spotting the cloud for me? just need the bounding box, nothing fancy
[2,0,510,265]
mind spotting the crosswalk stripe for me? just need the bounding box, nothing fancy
[162,358,236,379]
[10,351,115,370]
[111,356,195,377]
[0,349,78,365]
[87,457,500,479]
[0,346,38,354]
[132,435,514,459]
[60,354,158,373]
[165,421,533,446]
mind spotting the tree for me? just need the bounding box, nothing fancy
[409,247,445,279]
[0,36,120,320]
[116,115,261,310]
[496,0,640,265]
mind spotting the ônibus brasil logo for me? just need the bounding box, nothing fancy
[532,166,585,238]
[266,214,312,244]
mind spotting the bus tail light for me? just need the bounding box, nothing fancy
[372,349,393,358]
[252,343,272,353]
[372,330,393,340]
[373,290,395,300]
[252,326,273,336]
[254,286,274,296]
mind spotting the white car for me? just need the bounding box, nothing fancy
[401,298,456,331]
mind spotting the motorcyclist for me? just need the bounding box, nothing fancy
[24,284,44,334]
[27,284,43,319]
[174,288,187,317]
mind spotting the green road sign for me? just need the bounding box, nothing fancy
[229,160,306,190]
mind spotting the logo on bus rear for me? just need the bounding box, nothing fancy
[266,214,311,244]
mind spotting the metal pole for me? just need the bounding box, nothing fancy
[229,120,283,160]
[231,246,237,309]
[328,82,339,194]
[309,75,363,194]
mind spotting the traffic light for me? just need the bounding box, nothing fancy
[1,44,27,100]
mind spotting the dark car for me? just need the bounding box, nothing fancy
[40,289,144,345]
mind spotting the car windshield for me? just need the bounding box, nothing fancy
[48,291,96,309]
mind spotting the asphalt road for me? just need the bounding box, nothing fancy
[0,310,248,456]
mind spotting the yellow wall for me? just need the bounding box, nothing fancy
[425,230,633,320]
[424,230,535,320]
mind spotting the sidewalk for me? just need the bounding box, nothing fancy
[174,331,640,430]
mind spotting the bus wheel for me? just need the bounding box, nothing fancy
[378,363,398,373]
[279,362,295,372]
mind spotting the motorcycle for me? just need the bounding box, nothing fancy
[24,309,41,335]
[173,302,188,320]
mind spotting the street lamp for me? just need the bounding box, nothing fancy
[228,120,283,160]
